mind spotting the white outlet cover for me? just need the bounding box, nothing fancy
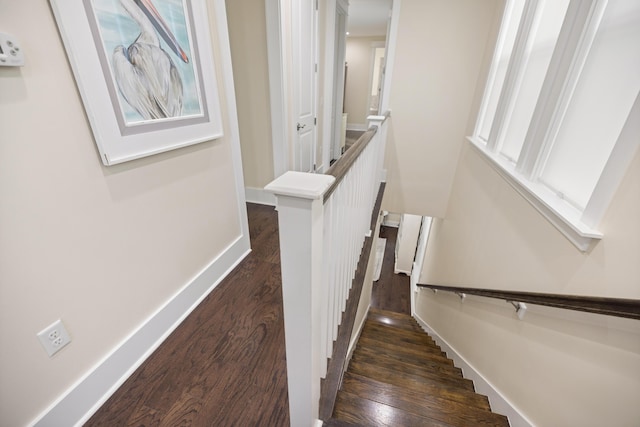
[0,32,25,67]
[37,319,71,357]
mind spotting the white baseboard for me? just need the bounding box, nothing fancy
[245,186,276,206]
[382,212,400,228]
[346,123,368,131]
[31,236,251,427]
[413,313,532,427]
[347,304,370,364]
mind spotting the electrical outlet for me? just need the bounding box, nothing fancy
[37,319,71,357]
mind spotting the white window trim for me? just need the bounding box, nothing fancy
[468,0,640,252]
[468,136,602,252]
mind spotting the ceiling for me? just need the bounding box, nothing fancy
[346,0,392,37]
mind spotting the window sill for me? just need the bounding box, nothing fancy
[467,137,602,252]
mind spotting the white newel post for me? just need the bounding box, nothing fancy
[265,171,336,427]
[368,114,387,184]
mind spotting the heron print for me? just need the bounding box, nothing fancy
[91,0,203,124]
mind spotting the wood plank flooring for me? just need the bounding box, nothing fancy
[86,205,508,427]
[371,226,411,314]
[86,203,289,427]
[329,309,510,427]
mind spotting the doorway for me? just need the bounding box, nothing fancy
[265,0,397,175]
[343,0,391,133]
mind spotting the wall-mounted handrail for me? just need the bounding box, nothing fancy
[417,284,640,320]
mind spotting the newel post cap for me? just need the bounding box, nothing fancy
[265,171,335,200]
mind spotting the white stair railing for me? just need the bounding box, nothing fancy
[265,113,389,426]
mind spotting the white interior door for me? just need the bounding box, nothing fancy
[292,0,318,172]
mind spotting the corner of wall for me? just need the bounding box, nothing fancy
[32,239,251,427]
[245,186,277,206]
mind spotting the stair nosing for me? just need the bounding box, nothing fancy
[363,321,438,343]
[334,390,452,427]
[356,334,448,359]
[352,347,464,379]
[348,358,476,392]
[341,371,505,422]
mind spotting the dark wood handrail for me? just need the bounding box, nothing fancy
[323,111,390,202]
[324,128,376,202]
[417,284,640,320]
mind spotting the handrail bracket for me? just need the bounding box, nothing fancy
[508,301,527,320]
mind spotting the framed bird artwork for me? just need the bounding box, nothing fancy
[49,0,223,165]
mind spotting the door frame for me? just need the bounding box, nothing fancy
[367,42,386,116]
[265,0,289,178]
[266,0,319,174]
[291,0,319,172]
[321,0,349,168]
[266,0,401,175]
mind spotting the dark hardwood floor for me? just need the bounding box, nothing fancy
[329,309,510,427]
[371,226,411,314]
[86,203,289,427]
[86,205,412,426]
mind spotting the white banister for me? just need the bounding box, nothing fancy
[264,172,334,427]
[266,113,390,426]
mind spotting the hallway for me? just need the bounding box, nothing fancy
[86,203,408,426]
[372,225,411,314]
[86,203,289,426]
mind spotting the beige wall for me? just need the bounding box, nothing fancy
[388,2,640,423]
[344,36,386,127]
[382,0,503,218]
[421,146,640,295]
[417,136,640,424]
[226,0,274,187]
[0,2,246,426]
[416,146,640,426]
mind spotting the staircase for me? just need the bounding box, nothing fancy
[325,308,510,426]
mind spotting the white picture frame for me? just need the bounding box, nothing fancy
[50,0,223,165]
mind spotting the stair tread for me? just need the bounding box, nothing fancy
[360,329,441,353]
[357,335,450,362]
[345,368,490,409]
[329,308,508,427]
[367,310,426,333]
[363,321,437,346]
[353,347,464,379]
[368,308,416,323]
[341,372,508,426]
[334,391,453,427]
[356,337,447,364]
[349,358,475,392]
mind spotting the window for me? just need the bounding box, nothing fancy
[470,0,640,251]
